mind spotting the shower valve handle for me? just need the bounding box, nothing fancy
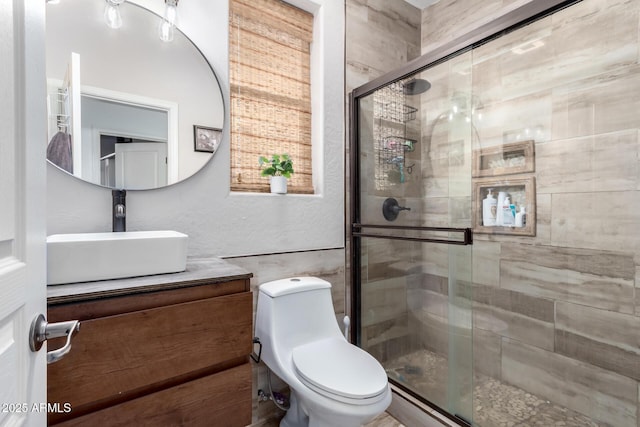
[383,198,410,221]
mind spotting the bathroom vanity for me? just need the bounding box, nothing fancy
[46,258,253,426]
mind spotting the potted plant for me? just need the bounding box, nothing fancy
[259,153,294,194]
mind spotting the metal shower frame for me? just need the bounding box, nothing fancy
[348,0,581,424]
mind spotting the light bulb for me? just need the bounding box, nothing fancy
[164,3,177,25]
[104,3,122,29]
[158,20,174,42]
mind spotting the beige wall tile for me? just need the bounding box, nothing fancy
[550,0,639,85]
[473,328,502,379]
[471,16,552,106]
[552,67,640,141]
[473,91,552,148]
[556,301,640,380]
[410,309,449,356]
[500,243,635,313]
[408,288,447,320]
[361,276,408,327]
[502,338,638,427]
[228,248,346,315]
[636,265,640,317]
[421,0,520,55]
[346,0,367,22]
[366,0,421,50]
[473,282,554,322]
[551,191,640,252]
[363,316,416,364]
[537,130,639,194]
[534,193,552,244]
[473,303,554,351]
[503,242,635,279]
[346,0,421,91]
[471,240,501,287]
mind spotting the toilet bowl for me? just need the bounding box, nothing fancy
[255,277,391,427]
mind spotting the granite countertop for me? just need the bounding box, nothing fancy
[47,257,252,305]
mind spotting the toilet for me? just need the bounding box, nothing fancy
[255,277,392,427]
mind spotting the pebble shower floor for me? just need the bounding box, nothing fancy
[385,350,608,427]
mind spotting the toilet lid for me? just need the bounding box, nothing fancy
[292,337,388,400]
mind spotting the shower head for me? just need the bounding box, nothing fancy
[403,78,431,95]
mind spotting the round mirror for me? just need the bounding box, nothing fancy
[45,0,224,190]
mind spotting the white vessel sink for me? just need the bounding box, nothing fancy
[47,231,188,285]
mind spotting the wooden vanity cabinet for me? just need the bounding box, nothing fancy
[47,277,253,426]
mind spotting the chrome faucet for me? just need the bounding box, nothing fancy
[112,189,126,232]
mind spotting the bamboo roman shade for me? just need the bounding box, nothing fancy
[230,0,314,193]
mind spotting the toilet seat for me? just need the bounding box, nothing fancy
[292,337,389,405]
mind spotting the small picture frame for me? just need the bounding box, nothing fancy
[472,140,535,178]
[193,125,222,153]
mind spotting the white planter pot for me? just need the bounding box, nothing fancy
[270,176,288,194]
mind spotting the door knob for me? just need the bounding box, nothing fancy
[29,314,80,364]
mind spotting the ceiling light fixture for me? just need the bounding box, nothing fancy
[104,0,125,29]
[158,0,179,42]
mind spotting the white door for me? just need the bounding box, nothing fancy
[115,142,168,189]
[0,1,48,426]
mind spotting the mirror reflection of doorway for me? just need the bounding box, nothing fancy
[99,135,167,189]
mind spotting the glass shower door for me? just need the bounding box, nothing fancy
[352,51,475,424]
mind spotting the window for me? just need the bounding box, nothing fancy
[230,0,314,193]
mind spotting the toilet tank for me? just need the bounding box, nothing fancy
[256,277,343,360]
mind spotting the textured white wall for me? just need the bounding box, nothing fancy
[46,0,346,258]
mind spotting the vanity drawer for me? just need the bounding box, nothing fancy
[48,291,252,424]
[54,363,252,427]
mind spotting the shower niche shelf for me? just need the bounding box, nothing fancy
[472,176,536,236]
[473,140,535,178]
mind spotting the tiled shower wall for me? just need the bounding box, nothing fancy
[413,0,640,426]
[346,0,421,92]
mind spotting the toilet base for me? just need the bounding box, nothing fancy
[278,389,386,427]
[280,393,308,427]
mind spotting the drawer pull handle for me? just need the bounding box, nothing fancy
[29,314,80,364]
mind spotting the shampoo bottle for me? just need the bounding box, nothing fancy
[496,191,506,226]
[502,196,515,226]
[515,206,526,227]
[482,189,497,226]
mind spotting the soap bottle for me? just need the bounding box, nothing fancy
[482,189,497,226]
[496,191,506,226]
[502,196,515,226]
[515,206,526,227]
